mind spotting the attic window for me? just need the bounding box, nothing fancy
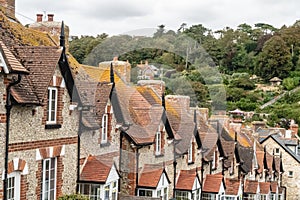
[275,148,280,155]
[288,171,293,178]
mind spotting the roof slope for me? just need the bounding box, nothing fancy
[0,41,28,74]
[176,169,199,191]
[244,180,258,194]
[225,178,240,195]
[0,11,55,49]
[202,174,224,193]
[80,152,118,183]
[11,46,62,104]
[138,164,169,188]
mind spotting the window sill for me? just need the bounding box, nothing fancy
[155,153,164,158]
[100,142,110,147]
[45,124,62,129]
[188,161,194,165]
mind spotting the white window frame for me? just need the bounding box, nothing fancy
[138,188,154,197]
[7,172,21,200]
[175,190,189,199]
[46,87,58,124]
[275,148,280,155]
[212,150,216,169]
[156,131,161,155]
[101,114,108,143]
[79,183,101,199]
[42,157,57,200]
[188,142,193,163]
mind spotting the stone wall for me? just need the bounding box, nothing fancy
[262,138,300,200]
[0,66,80,198]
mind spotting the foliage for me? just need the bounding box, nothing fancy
[69,21,300,119]
[58,194,88,200]
[282,77,300,90]
[229,77,256,90]
[255,36,292,81]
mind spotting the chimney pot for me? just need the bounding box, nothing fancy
[37,14,43,22]
[113,57,118,62]
[47,14,54,22]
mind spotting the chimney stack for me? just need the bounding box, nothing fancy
[47,14,54,22]
[36,14,43,22]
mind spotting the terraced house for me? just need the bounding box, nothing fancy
[0,0,291,199]
[0,18,80,200]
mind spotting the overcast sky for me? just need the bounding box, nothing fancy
[15,0,299,37]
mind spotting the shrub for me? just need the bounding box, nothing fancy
[58,194,88,200]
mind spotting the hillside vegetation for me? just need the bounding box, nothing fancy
[69,22,300,128]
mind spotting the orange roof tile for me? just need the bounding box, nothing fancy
[256,151,264,174]
[138,164,167,188]
[80,152,118,183]
[270,182,278,193]
[259,182,271,194]
[244,180,258,194]
[225,178,241,195]
[202,174,224,193]
[176,169,199,191]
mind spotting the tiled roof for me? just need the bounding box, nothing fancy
[273,157,283,173]
[138,164,168,188]
[75,68,113,130]
[11,46,62,104]
[81,65,111,82]
[221,139,235,168]
[265,151,273,172]
[199,126,218,160]
[202,174,223,193]
[270,181,278,193]
[0,41,28,74]
[165,97,195,154]
[225,178,240,195]
[236,145,253,173]
[244,180,258,194]
[0,12,55,49]
[256,151,264,174]
[80,152,118,183]
[136,85,161,105]
[259,182,271,194]
[176,169,199,191]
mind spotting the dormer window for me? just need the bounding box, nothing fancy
[155,131,161,155]
[101,114,108,143]
[188,143,193,163]
[47,87,58,124]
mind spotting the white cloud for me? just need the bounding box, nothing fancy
[15,0,300,36]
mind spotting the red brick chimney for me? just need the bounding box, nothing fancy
[47,14,54,22]
[36,14,43,22]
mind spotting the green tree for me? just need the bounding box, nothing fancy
[255,36,292,81]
